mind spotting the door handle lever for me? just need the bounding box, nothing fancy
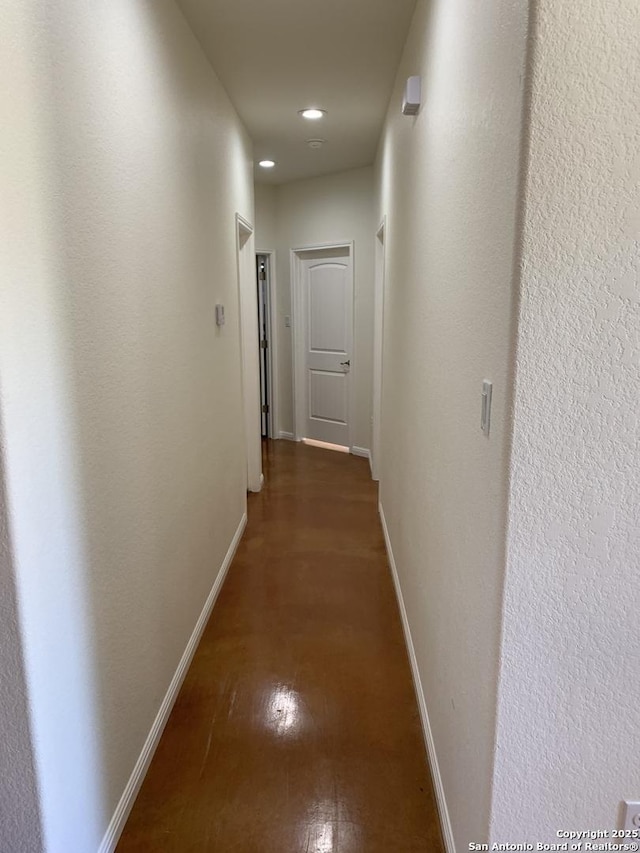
[340,360,350,367]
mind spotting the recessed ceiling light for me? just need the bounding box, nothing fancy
[299,108,326,120]
[306,139,326,149]
[259,160,276,168]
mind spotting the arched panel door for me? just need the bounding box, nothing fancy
[300,251,353,446]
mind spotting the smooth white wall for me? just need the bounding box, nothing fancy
[261,167,375,449]
[254,182,277,250]
[0,1,253,850]
[375,0,529,846]
[492,0,640,839]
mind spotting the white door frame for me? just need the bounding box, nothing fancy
[371,218,386,481]
[236,214,262,492]
[291,241,355,448]
[256,249,279,440]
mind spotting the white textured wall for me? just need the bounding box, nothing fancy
[267,167,375,449]
[0,1,253,850]
[375,0,528,846]
[491,0,640,839]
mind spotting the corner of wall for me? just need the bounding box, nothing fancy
[490,0,640,838]
[0,433,44,853]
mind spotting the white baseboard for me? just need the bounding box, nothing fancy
[350,446,371,460]
[99,512,248,853]
[278,431,295,440]
[378,503,456,853]
[351,446,375,479]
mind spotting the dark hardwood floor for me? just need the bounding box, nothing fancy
[117,439,443,852]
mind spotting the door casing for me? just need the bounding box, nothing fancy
[371,218,386,481]
[236,214,262,492]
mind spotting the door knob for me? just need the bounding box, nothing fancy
[340,360,350,367]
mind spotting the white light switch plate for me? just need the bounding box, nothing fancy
[622,801,640,830]
[481,380,492,435]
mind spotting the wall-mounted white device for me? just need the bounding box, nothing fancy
[481,380,492,436]
[215,304,225,326]
[622,801,640,830]
[402,76,421,115]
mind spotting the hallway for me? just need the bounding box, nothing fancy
[117,441,443,852]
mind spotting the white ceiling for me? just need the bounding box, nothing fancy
[176,0,418,184]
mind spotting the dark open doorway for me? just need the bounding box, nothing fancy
[256,254,274,438]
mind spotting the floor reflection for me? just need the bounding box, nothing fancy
[300,802,336,853]
[310,821,334,853]
[265,684,302,737]
[298,799,363,853]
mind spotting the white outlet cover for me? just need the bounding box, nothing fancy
[622,801,640,830]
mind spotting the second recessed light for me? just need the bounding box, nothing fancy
[300,108,326,120]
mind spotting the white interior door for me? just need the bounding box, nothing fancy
[298,248,353,447]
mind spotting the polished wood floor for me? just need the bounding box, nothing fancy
[117,440,443,852]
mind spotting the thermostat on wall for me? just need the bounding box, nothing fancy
[215,304,225,326]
